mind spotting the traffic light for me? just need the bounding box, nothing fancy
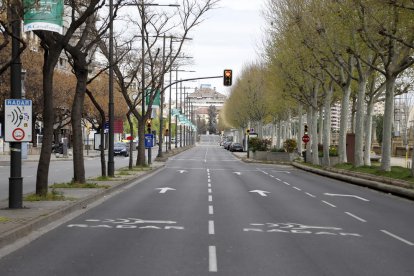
[146,119,152,133]
[223,69,232,86]
[304,124,308,134]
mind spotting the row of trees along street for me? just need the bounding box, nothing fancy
[0,0,218,196]
[222,0,414,173]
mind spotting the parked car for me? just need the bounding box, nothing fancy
[230,142,243,152]
[224,141,233,150]
[114,142,129,157]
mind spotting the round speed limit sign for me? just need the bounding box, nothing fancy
[12,128,25,141]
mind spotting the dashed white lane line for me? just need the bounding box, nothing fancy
[208,188,212,194]
[293,186,302,191]
[209,246,218,272]
[322,200,336,208]
[209,205,214,215]
[381,230,414,246]
[306,192,316,198]
[345,212,367,222]
[209,220,215,235]
[283,181,290,186]
[276,178,281,181]
[208,195,213,202]
[208,183,211,188]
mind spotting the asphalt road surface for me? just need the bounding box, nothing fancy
[0,135,413,275]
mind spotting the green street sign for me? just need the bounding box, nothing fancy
[145,89,161,107]
[23,0,64,34]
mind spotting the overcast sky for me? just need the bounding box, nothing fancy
[172,0,267,96]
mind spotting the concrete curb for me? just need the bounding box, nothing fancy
[292,162,414,201]
[0,164,165,249]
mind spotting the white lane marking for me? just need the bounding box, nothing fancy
[207,169,210,173]
[209,205,214,215]
[208,195,213,202]
[283,181,290,186]
[208,188,212,194]
[209,246,218,272]
[262,172,269,175]
[208,179,211,183]
[322,200,336,208]
[249,190,270,197]
[233,172,241,175]
[306,192,316,198]
[324,193,370,202]
[345,212,366,222]
[293,186,302,191]
[276,178,281,181]
[381,230,414,246]
[208,183,211,188]
[156,187,176,194]
[270,175,274,178]
[209,220,215,235]
[177,170,188,174]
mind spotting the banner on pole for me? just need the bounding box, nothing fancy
[23,0,64,34]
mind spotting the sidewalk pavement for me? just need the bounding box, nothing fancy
[0,146,191,256]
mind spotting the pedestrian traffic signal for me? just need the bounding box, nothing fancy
[223,69,232,86]
[304,124,308,134]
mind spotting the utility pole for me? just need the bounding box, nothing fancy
[158,34,166,158]
[108,0,115,177]
[8,4,23,209]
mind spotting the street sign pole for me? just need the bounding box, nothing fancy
[9,6,23,208]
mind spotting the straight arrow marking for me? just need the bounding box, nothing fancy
[249,190,270,197]
[156,187,176,194]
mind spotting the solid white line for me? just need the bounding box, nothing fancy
[209,205,214,215]
[381,230,414,246]
[293,186,301,191]
[345,212,366,222]
[209,220,215,235]
[322,200,336,208]
[209,246,218,272]
[283,181,290,186]
[306,192,316,198]
[208,188,212,193]
[208,195,213,202]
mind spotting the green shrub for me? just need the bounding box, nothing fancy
[283,139,297,153]
[270,147,285,152]
[248,137,271,152]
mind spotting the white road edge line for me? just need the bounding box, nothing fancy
[322,200,336,208]
[209,205,214,215]
[306,192,316,198]
[209,246,218,272]
[209,220,215,235]
[345,212,366,222]
[381,230,414,246]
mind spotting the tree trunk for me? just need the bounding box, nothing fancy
[306,110,312,163]
[364,98,374,166]
[381,76,396,172]
[71,68,87,183]
[322,83,333,167]
[338,84,352,163]
[318,110,323,144]
[276,120,281,149]
[36,50,59,196]
[137,116,146,166]
[127,112,134,169]
[297,105,303,154]
[100,127,106,176]
[354,77,367,167]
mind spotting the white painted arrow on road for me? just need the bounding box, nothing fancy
[250,190,270,197]
[324,193,369,202]
[177,170,188,174]
[157,187,176,194]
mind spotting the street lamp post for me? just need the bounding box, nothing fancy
[8,4,23,209]
[108,0,115,177]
